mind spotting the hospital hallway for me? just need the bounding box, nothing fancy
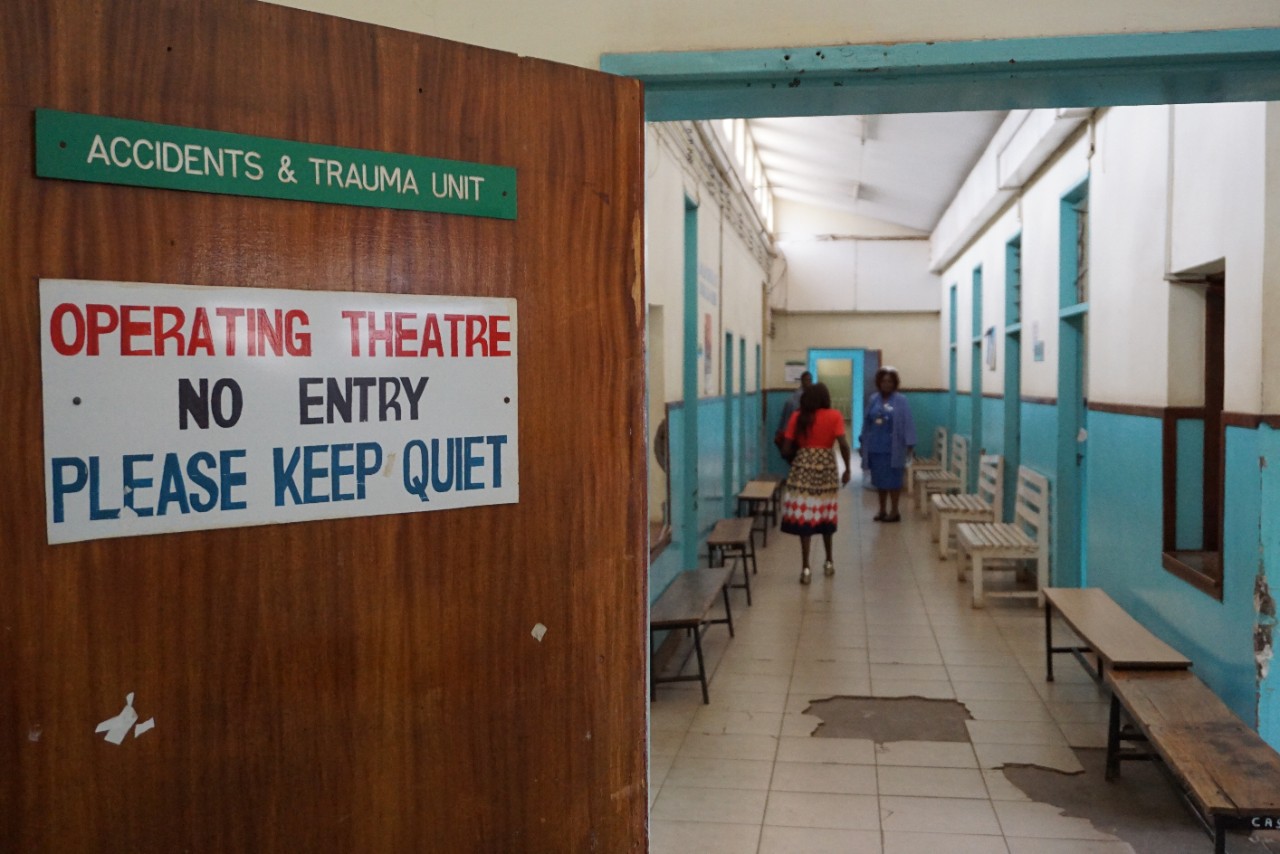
[648,485,1280,854]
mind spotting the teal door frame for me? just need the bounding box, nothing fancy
[681,199,700,569]
[755,343,763,474]
[739,337,748,484]
[808,348,865,432]
[948,285,958,436]
[970,265,984,492]
[1056,179,1090,588]
[1003,235,1024,523]
[601,29,1280,121]
[723,331,735,518]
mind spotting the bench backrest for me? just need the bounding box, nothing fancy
[977,455,1004,517]
[933,426,948,466]
[948,434,969,486]
[1014,467,1051,551]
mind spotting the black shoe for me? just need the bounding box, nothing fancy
[873,512,886,522]
[885,513,901,523]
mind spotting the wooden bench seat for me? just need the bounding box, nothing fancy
[1043,587,1190,682]
[914,433,968,512]
[736,480,777,546]
[650,567,735,704]
[706,517,757,606]
[906,425,948,499]
[1106,669,1280,854]
[956,466,1048,608]
[932,454,1003,560]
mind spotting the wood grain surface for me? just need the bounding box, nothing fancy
[0,1,647,850]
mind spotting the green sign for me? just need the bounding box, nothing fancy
[34,109,516,220]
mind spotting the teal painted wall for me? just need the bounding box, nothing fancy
[955,393,973,441]
[764,389,793,478]
[1019,401,1058,478]
[904,391,947,458]
[1174,419,1206,550]
[1086,411,1260,725]
[651,394,768,604]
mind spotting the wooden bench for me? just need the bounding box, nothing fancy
[706,517,757,606]
[1106,669,1280,854]
[1043,587,1190,682]
[910,425,948,473]
[956,466,1049,608]
[753,472,785,527]
[736,480,777,547]
[914,433,968,512]
[650,567,735,704]
[932,454,1003,561]
[906,426,948,502]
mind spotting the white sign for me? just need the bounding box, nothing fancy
[40,279,518,544]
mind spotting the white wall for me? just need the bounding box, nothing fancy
[644,127,767,406]
[939,134,1090,399]
[768,312,940,390]
[936,104,1271,412]
[1168,102,1266,413]
[265,0,1280,70]
[774,238,938,313]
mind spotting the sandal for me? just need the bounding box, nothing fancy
[823,559,835,577]
[799,566,812,585]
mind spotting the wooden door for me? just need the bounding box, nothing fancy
[0,1,647,850]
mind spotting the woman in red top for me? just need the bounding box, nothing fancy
[781,383,852,584]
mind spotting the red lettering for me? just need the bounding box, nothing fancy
[255,309,284,357]
[285,310,311,356]
[368,311,393,356]
[154,306,186,356]
[394,312,417,357]
[465,315,489,357]
[120,305,152,356]
[215,307,245,356]
[341,310,363,356]
[443,314,465,357]
[421,314,444,357]
[50,303,86,356]
[188,308,215,356]
[490,315,511,357]
[86,304,119,356]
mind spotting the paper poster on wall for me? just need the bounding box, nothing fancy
[984,326,997,370]
[783,361,807,383]
[40,279,518,544]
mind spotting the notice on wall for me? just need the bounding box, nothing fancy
[34,109,517,220]
[40,279,518,544]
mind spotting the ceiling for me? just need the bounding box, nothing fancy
[750,111,1008,234]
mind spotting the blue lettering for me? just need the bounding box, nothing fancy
[356,442,381,499]
[273,446,303,506]
[186,451,219,512]
[430,437,455,492]
[157,453,191,516]
[487,434,507,488]
[51,457,88,524]
[89,456,121,520]
[464,436,483,490]
[219,449,247,510]
[123,454,155,517]
[331,443,355,501]
[302,444,329,504]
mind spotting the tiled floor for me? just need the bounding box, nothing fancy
[648,485,1139,854]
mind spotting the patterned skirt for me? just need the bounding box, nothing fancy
[781,447,840,536]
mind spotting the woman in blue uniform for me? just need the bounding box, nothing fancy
[859,366,917,522]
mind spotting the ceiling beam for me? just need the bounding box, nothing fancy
[601,28,1280,121]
